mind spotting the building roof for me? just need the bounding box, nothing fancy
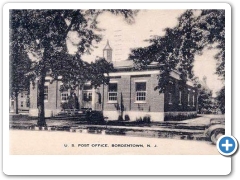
[113,60,134,69]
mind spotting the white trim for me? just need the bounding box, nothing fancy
[186,81,194,86]
[45,76,53,80]
[107,101,118,104]
[107,70,194,87]
[134,101,147,104]
[84,81,91,85]
[107,70,160,77]
[169,71,180,80]
[109,80,118,83]
[134,80,147,82]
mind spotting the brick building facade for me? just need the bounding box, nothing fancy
[29,41,198,121]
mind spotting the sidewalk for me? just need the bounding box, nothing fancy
[9,114,223,142]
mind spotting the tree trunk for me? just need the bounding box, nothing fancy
[37,71,47,127]
[15,92,19,114]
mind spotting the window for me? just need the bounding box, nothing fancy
[61,92,68,102]
[169,93,172,104]
[21,93,23,98]
[179,91,182,105]
[108,83,118,102]
[83,91,92,102]
[188,92,190,106]
[192,91,195,106]
[83,85,92,102]
[135,82,146,102]
[44,86,48,100]
[26,100,30,107]
[20,101,23,107]
[193,95,195,106]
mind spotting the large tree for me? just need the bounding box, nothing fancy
[130,10,225,87]
[129,10,225,112]
[10,9,136,126]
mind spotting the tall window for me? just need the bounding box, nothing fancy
[61,92,68,102]
[83,85,92,102]
[44,86,48,100]
[192,90,195,106]
[108,83,118,102]
[20,101,23,107]
[135,82,146,102]
[179,91,182,105]
[169,93,172,104]
[21,93,23,98]
[187,92,190,106]
[26,100,30,107]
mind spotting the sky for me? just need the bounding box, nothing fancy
[67,10,224,96]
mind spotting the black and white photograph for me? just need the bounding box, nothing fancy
[7,7,227,156]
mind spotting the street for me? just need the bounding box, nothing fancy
[9,129,219,155]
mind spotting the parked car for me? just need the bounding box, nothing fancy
[204,118,225,144]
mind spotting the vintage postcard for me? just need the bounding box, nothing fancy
[3,2,232,175]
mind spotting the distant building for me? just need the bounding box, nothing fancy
[29,41,198,121]
[10,90,30,113]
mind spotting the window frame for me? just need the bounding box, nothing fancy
[135,81,147,103]
[61,91,69,102]
[192,90,195,106]
[187,89,191,106]
[179,91,182,105]
[168,92,173,105]
[83,90,92,102]
[44,85,48,102]
[108,82,118,103]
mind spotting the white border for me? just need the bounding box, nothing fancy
[3,3,231,175]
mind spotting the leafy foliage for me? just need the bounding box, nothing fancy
[10,9,136,126]
[216,86,225,114]
[197,87,214,114]
[129,10,225,93]
[9,28,32,113]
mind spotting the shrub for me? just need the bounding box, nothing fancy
[117,115,123,121]
[124,114,130,121]
[164,112,197,121]
[143,115,151,123]
[86,111,104,123]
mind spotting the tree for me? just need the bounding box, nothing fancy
[130,10,225,86]
[129,10,204,92]
[9,35,32,114]
[198,10,225,113]
[10,9,136,126]
[216,86,225,114]
[197,87,214,114]
[129,10,225,112]
[89,57,114,88]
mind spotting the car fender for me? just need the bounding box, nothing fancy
[204,124,225,137]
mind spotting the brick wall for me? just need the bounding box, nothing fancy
[164,77,198,112]
[103,73,164,114]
